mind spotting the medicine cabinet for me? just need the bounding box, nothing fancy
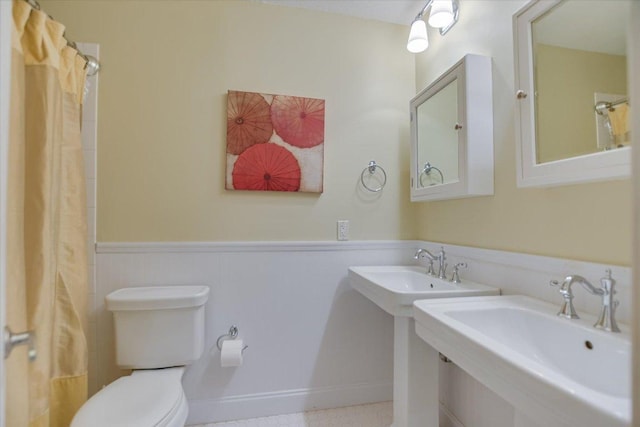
[514,0,631,187]
[410,54,494,202]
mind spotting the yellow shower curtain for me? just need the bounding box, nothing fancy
[7,1,89,425]
[608,103,631,146]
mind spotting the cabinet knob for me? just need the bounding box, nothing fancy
[454,123,463,130]
[516,90,528,99]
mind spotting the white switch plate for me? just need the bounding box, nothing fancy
[337,220,349,241]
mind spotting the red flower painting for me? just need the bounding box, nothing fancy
[226,90,325,193]
[271,96,325,148]
[227,91,273,155]
[232,143,301,191]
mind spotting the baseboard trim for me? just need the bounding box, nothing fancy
[186,381,392,424]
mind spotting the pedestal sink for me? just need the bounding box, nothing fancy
[413,295,631,427]
[348,266,500,427]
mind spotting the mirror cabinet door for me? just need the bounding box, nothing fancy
[410,54,493,202]
[514,0,631,187]
[416,76,460,188]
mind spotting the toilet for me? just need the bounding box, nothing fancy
[72,285,209,427]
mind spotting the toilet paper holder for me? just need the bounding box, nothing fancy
[216,325,248,354]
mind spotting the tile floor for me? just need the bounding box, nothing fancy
[189,401,393,427]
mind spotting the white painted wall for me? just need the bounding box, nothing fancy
[93,240,631,425]
[76,42,99,395]
[95,241,416,424]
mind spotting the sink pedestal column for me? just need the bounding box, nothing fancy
[392,316,439,427]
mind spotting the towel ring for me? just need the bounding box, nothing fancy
[360,161,387,192]
[419,162,444,187]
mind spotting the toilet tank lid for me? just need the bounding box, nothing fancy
[106,286,209,311]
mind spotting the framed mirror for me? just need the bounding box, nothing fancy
[410,54,494,202]
[514,0,631,187]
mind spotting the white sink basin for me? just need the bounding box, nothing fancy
[348,266,499,316]
[413,295,631,427]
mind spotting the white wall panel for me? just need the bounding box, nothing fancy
[94,240,630,424]
[96,241,415,423]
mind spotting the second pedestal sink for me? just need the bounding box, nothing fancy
[348,265,500,427]
[413,295,631,427]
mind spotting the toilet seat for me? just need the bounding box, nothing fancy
[71,367,188,427]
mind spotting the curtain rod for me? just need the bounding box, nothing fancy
[23,0,101,76]
[595,97,629,115]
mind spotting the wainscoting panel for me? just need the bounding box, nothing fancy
[96,241,417,423]
[95,240,630,425]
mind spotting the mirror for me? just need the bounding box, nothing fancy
[416,78,459,187]
[410,54,494,202]
[514,0,631,187]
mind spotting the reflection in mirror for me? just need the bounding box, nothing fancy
[416,79,459,186]
[532,0,629,164]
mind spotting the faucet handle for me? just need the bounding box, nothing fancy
[550,277,579,319]
[594,269,621,332]
[426,259,435,276]
[600,269,614,289]
[450,262,467,284]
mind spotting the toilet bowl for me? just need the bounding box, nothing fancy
[71,367,188,427]
[71,286,209,427]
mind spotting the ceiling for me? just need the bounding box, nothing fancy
[257,0,424,26]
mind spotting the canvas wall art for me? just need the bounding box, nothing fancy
[226,90,325,193]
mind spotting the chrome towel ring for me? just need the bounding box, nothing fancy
[419,162,444,187]
[360,160,387,192]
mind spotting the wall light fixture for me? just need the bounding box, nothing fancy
[407,0,459,53]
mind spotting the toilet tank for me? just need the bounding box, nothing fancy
[106,286,209,369]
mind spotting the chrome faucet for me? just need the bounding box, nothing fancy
[550,275,602,319]
[414,248,437,276]
[414,247,447,279]
[550,269,620,332]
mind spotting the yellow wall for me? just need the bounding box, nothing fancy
[41,0,417,242]
[42,0,631,266]
[535,44,627,163]
[414,1,631,266]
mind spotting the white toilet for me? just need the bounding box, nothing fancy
[72,285,209,427]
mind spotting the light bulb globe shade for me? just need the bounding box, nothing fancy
[428,0,454,28]
[407,19,428,53]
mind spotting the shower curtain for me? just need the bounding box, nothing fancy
[608,103,630,146]
[7,1,89,425]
